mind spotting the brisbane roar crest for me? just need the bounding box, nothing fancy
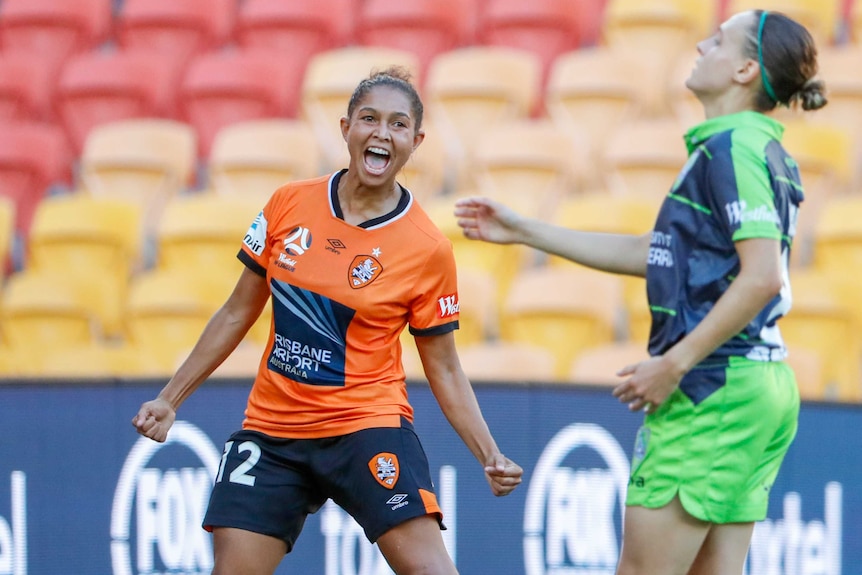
[368,452,400,489]
[348,255,383,289]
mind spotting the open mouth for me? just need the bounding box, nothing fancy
[363,146,391,176]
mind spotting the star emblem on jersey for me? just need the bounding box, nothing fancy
[372,247,381,257]
[369,452,400,489]
[348,255,383,289]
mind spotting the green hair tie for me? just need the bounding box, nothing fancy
[757,11,778,103]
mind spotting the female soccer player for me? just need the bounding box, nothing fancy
[455,10,826,575]
[133,67,523,575]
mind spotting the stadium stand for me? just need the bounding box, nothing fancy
[27,193,143,336]
[208,119,322,202]
[55,50,181,153]
[0,52,57,123]
[78,118,197,233]
[0,121,71,237]
[452,267,500,347]
[812,194,862,274]
[499,265,624,379]
[0,0,112,70]
[569,342,649,385]
[357,0,465,82]
[457,340,558,382]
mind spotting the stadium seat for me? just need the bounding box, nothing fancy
[116,0,232,75]
[569,342,650,385]
[0,269,98,350]
[601,0,700,115]
[124,269,220,373]
[155,193,261,282]
[454,267,500,347]
[356,0,465,81]
[500,265,624,379]
[79,119,197,232]
[424,47,542,182]
[457,341,558,382]
[236,0,344,118]
[0,196,13,276]
[27,193,143,336]
[199,340,266,379]
[853,0,862,44]
[35,341,161,378]
[0,0,112,70]
[545,47,644,188]
[472,119,581,215]
[180,50,300,157]
[786,345,829,402]
[0,121,71,237]
[666,51,705,127]
[209,119,322,202]
[728,0,840,47]
[397,118,449,203]
[55,51,180,154]
[477,0,582,90]
[780,270,861,402]
[812,195,862,274]
[602,117,688,198]
[0,53,57,123]
[301,47,420,170]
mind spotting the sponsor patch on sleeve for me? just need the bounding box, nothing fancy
[437,293,460,318]
[243,211,267,256]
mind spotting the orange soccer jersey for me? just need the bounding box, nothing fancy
[238,171,460,438]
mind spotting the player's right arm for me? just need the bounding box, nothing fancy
[454,196,651,277]
[132,266,270,442]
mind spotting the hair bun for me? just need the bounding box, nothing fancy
[797,78,828,111]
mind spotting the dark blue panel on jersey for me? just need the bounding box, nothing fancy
[268,279,355,386]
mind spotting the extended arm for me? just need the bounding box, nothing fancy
[454,196,651,277]
[132,267,271,441]
[613,237,783,411]
[414,331,523,496]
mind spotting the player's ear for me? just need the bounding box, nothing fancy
[340,116,350,142]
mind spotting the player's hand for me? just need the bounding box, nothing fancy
[132,397,176,443]
[454,196,525,245]
[612,356,683,413]
[484,454,523,496]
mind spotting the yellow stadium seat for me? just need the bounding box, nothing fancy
[424,46,541,184]
[397,118,449,204]
[454,267,499,347]
[780,271,861,402]
[124,269,219,373]
[0,196,13,276]
[603,118,688,198]
[79,119,197,231]
[623,276,651,344]
[209,119,323,203]
[457,341,557,382]
[812,195,862,274]
[27,193,143,336]
[34,342,163,378]
[569,342,650,385]
[301,46,420,171]
[602,0,703,115]
[156,193,261,281]
[545,47,644,188]
[667,51,705,127]
[500,266,624,379]
[785,345,829,402]
[0,270,97,350]
[473,119,580,216]
[728,0,841,47]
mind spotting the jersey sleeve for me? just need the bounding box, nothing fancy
[708,135,783,243]
[407,239,460,337]
[237,187,286,277]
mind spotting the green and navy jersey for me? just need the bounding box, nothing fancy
[646,111,802,373]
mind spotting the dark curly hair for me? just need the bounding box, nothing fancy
[346,66,424,132]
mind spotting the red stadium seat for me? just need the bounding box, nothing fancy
[0,0,112,70]
[0,122,71,237]
[55,51,179,154]
[116,0,233,74]
[180,50,298,157]
[478,0,582,87]
[357,0,466,82]
[0,52,57,123]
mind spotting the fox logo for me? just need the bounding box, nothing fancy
[437,294,460,318]
[348,255,383,289]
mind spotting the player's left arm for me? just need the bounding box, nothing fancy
[415,332,523,496]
